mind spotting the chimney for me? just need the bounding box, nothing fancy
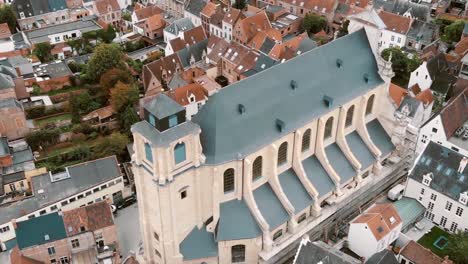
[458,157,467,174]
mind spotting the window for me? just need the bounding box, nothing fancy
[169,115,178,127]
[48,247,56,256]
[450,222,458,232]
[40,210,46,215]
[302,129,311,152]
[180,190,187,199]
[277,142,288,165]
[391,35,395,41]
[324,117,333,139]
[430,194,437,201]
[440,216,447,227]
[154,248,161,258]
[0,226,10,233]
[50,205,58,211]
[345,105,354,127]
[223,169,235,193]
[144,143,153,162]
[231,244,245,263]
[51,259,57,264]
[456,207,463,217]
[71,239,80,248]
[428,202,434,211]
[59,257,69,264]
[297,213,307,223]
[365,95,375,115]
[174,143,186,164]
[445,201,452,211]
[397,37,401,43]
[93,187,99,193]
[420,188,425,195]
[432,127,438,133]
[149,114,156,126]
[273,229,283,241]
[153,232,159,241]
[252,156,263,181]
[55,36,60,42]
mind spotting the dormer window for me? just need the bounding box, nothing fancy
[422,173,432,186]
[459,191,468,205]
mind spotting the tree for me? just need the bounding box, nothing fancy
[33,42,53,62]
[87,43,126,82]
[442,20,465,43]
[93,132,129,159]
[66,38,85,55]
[337,20,349,38]
[232,0,246,9]
[97,25,117,43]
[447,231,468,264]
[69,91,101,123]
[100,68,134,96]
[302,14,327,34]
[120,105,140,135]
[381,47,421,87]
[110,81,139,113]
[0,5,17,33]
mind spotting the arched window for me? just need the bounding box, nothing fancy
[174,143,186,164]
[273,229,283,241]
[366,95,375,116]
[252,156,262,181]
[223,169,235,193]
[324,117,334,139]
[345,105,355,127]
[231,244,245,263]
[144,143,152,162]
[302,129,311,152]
[277,142,288,165]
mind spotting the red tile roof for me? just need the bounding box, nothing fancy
[415,88,434,105]
[183,26,207,45]
[389,83,408,107]
[440,87,468,138]
[379,11,412,34]
[353,203,402,241]
[145,14,165,32]
[223,8,242,25]
[236,11,272,43]
[134,5,163,21]
[167,83,207,106]
[400,241,453,264]
[95,0,120,15]
[0,23,11,39]
[280,0,336,13]
[62,201,115,236]
[201,2,218,18]
[10,247,43,264]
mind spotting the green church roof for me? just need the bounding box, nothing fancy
[16,212,67,250]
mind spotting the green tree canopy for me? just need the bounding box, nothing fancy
[87,43,126,82]
[69,91,101,123]
[119,105,140,135]
[100,68,134,97]
[381,47,421,87]
[302,14,327,34]
[442,20,466,43]
[93,132,129,159]
[0,5,17,33]
[33,42,53,63]
[110,81,139,113]
[447,231,468,264]
[232,0,246,9]
[97,25,117,43]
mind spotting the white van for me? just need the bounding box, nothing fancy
[388,184,405,201]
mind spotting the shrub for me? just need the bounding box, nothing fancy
[25,129,60,150]
[26,106,46,119]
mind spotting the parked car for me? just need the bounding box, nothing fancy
[455,127,465,137]
[117,195,137,209]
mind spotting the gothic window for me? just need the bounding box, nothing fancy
[223,169,235,193]
[366,95,375,116]
[345,105,354,127]
[278,142,288,165]
[324,117,333,139]
[252,156,262,181]
[302,129,311,152]
[174,143,186,164]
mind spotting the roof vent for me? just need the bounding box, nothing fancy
[238,104,246,115]
[336,59,343,68]
[363,73,369,84]
[323,95,333,108]
[290,80,297,90]
[44,234,50,241]
[276,119,286,132]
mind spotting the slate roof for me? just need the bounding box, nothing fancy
[14,0,35,18]
[48,0,67,11]
[346,131,376,169]
[373,0,430,21]
[426,53,457,94]
[16,212,67,250]
[0,137,8,156]
[176,39,208,68]
[295,240,361,264]
[407,20,437,43]
[366,249,399,264]
[366,119,395,156]
[164,18,195,35]
[410,141,467,201]
[185,0,206,16]
[302,155,336,198]
[242,53,277,77]
[279,169,313,213]
[325,143,356,183]
[145,93,184,119]
[180,225,218,260]
[24,20,102,44]
[0,171,26,185]
[192,29,383,164]
[440,87,467,139]
[216,199,261,241]
[253,183,289,230]
[393,197,425,230]
[397,96,421,118]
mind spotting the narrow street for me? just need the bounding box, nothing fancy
[114,203,141,259]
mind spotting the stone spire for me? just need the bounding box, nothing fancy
[377,52,395,83]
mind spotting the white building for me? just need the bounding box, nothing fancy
[416,88,468,156]
[348,203,402,259]
[0,156,125,252]
[163,17,195,44]
[404,141,468,233]
[408,61,432,90]
[0,23,14,53]
[348,9,412,53]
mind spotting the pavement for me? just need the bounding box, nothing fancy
[0,250,10,264]
[115,203,141,259]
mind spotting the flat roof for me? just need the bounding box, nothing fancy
[24,19,101,44]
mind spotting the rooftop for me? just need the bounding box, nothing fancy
[62,201,114,236]
[353,203,402,241]
[294,239,360,264]
[16,212,67,250]
[24,19,101,44]
[35,61,72,78]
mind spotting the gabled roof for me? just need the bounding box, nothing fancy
[167,83,207,106]
[348,9,386,29]
[378,10,411,34]
[295,239,361,264]
[200,2,218,18]
[410,141,467,201]
[176,39,208,68]
[134,4,163,21]
[62,201,115,236]
[440,87,467,138]
[236,11,272,42]
[426,53,457,94]
[400,240,449,264]
[95,0,120,14]
[192,29,383,164]
[206,35,229,62]
[373,0,430,21]
[280,0,336,13]
[142,53,183,88]
[145,14,165,32]
[353,203,402,241]
[183,26,207,45]
[185,0,206,16]
[164,18,195,35]
[222,8,242,25]
[9,247,43,264]
[366,249,399,264]
[389,83,408,107]
[16,212,67,250]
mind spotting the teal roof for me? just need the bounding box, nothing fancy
[346,131,376,169]
[180,225,218,260]
[145,93,184,120]
[366,119,395,156]
[302,155,335,198]
[325,143,356,183]
[132,120,200,147]
[48,0,67,11]
[393,197,425,230]
[217,199,261,241]
[253,183,289,230]
[16,212,67,249]
[192,29,383,164]
[279,169,313,212]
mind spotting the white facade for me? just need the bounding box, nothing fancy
[408,61,432,90]
[209,23,223,39]
[378,30,406,51]
[184,11,202,27]
[0,37,14,53]
[48,30,82,44]
[404,176,468,233]
[222,21,233,41]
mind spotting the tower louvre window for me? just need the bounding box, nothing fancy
[252,156,262,181]
[278,142,288,165]
[302,129,311,152]
[223,168,235,193]
[174,143,186,164]
[345,105,354,127]
[144,143,153,162]
[324,117,334,139]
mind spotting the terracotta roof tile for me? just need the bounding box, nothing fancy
[280,0,336,13]
[207,35,229,62]
[167,83,207,106]
[415,88,434,105]
[95,0,120,14]
[143,53,183,89]
[183,26,207,45]
[170,38,186,53]
[201,2,218,18]
[62,201,115,236]
[454,37,468,57]
[353,203,402,241]
[10,247,43,264]
[145,14,165,32]
[0,23,11,39]
[134,5,163,21]
[389,83,408,107]
[237,11,272,43]
[223,8,242,24]
[400,241,451,264]
[440,87,468,138]
[379,11,412,34]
